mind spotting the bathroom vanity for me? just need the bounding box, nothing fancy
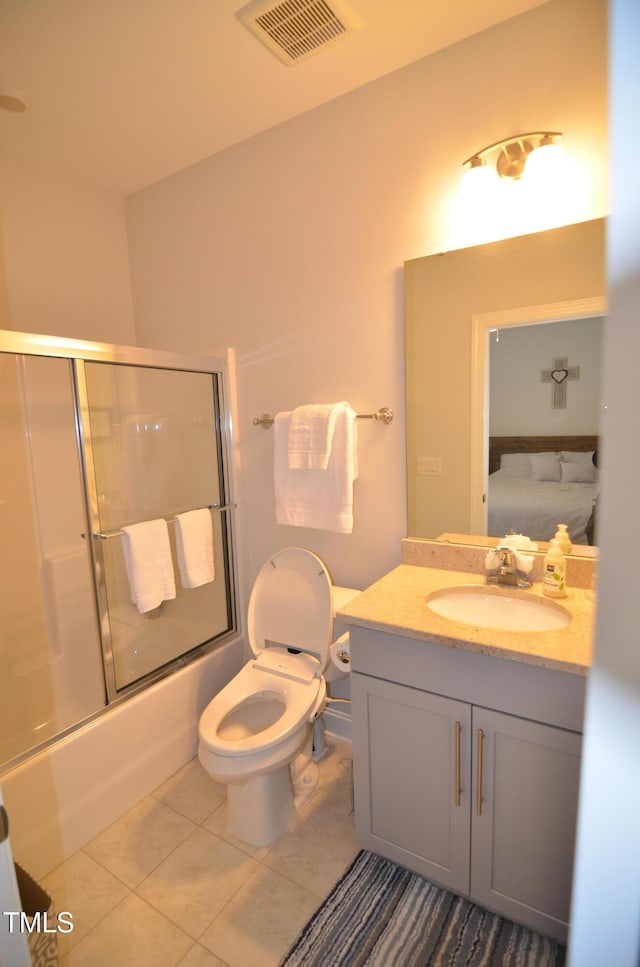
[339,541,594,945]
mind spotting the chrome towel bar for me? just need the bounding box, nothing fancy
[91,503,236,540]
[253,407,393,429]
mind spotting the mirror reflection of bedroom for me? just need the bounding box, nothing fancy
[404,218,605,548]
[488,315,603,546]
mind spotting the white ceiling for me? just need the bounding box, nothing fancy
[0,0,549,196]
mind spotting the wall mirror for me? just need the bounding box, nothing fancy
[404,218,605,553]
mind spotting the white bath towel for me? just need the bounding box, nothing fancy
[121,519,176,614]
[175,508,215,588]
[287,402,345,469]
[274,402,358,533]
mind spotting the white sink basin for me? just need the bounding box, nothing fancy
[426,586,571,632]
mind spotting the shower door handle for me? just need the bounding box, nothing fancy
[0,805,8,843]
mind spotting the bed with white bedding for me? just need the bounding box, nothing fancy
[488,435,599,545]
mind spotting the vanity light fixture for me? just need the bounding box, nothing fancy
[462,132,563,184]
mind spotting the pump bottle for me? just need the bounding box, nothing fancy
[553,524,572,555]
[542,539,567,597]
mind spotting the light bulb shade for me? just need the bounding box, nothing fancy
[524,141,565,181]
[456,161,502,239]
[460,162,498,193]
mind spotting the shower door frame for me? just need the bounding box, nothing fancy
[0,328,239,729]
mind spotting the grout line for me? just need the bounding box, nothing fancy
[57,888,132,961]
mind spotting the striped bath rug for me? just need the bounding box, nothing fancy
[280,850,566,967]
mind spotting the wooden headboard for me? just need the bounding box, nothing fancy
[489,435,599,475]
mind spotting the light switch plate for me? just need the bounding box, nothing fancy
[418,457,442,476]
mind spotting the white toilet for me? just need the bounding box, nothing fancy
[198,547,358,847]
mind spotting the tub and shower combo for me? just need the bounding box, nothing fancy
[0,329,242,879]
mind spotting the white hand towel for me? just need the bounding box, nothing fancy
[484,548,535,574]
[274,402,358,533]
[287,402,344,469]
[175,509,215,588]
[121,519,176,614]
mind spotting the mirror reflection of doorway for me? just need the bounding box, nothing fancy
[487,316,603,545]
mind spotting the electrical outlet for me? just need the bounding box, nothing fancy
[417,457,442,476]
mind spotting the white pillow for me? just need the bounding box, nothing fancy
[561,460,598,483]
[560,450,595,464]
[499,453,532,478]
[530,453,562,481]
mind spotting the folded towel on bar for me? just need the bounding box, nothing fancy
[175,508,215,588]
[274,402,358,533]
[121,519,176,613]
[287,402,345,469]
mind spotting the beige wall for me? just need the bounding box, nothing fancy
[0,158,135,343]
[0,221,12,330]
[125,0,608,596]
[488,316,602,436]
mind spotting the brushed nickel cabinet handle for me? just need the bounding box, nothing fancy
[476,728,484,816]
[455,720,462,807]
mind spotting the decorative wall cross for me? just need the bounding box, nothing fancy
[541,356,580,409]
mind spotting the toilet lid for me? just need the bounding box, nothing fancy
[248,547,333,671]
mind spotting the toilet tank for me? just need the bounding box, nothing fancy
[327,585,359,684]
[332,585,360,638]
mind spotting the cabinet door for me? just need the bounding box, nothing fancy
[351,673,471,893]
[471,707,581,943]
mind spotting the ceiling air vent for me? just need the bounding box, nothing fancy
[236,0,360,66]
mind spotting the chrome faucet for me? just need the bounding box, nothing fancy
[486,545,532,589]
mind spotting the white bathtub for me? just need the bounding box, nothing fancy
[0,637,243,880]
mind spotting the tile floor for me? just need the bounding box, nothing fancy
[42,740,357,967]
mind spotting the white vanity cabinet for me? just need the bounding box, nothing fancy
[349,626,585,944]
[470,706,581,938]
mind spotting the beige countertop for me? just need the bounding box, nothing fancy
[338,564,594,675]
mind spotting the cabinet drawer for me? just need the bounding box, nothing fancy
[350,626,585,732]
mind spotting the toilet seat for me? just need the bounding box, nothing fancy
[248,547,333,673]
[199,656,326,758]
[200,549,333,762]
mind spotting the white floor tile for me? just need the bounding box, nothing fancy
[137,826,258,939]
[198,864,321,967]
[178,944,227,966]
[84,795,196,888]
[60,893,193,966]
[42,850,130,955]
[152,758,227,825]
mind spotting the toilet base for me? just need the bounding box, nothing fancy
[293,760,319,810]
[224,755,321,847]
[227,766,296,847]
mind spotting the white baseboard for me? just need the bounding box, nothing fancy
[322,702,352,744]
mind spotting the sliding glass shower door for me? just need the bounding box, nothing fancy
[0,351,105,768]
[1,328,238,772]
[79,360,235,696]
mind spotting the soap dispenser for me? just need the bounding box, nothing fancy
[543,539,567,598]
[553,524,573,555]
